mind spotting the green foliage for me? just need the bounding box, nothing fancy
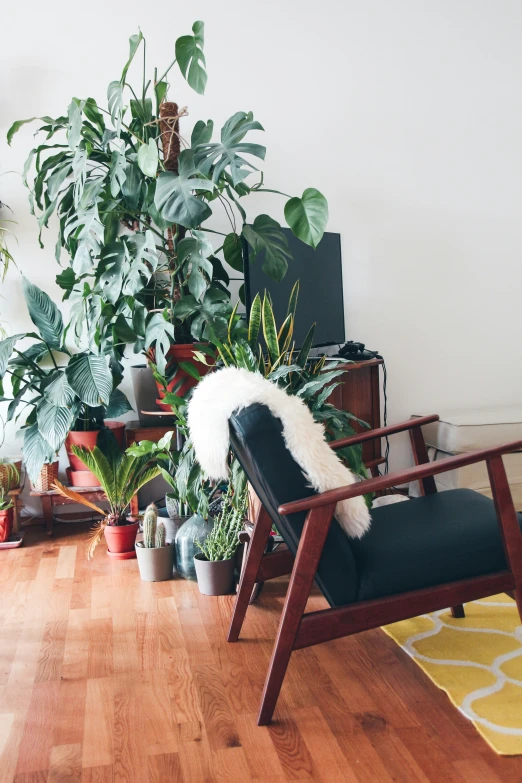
[0,488,14,512]
[7,24,329,378]
[155,520,166,548]
[143,502,158,548]
[0,461,20,492]
[196,483,247,561]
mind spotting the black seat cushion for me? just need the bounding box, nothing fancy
[352,489,522,602]
[229,403,359,607]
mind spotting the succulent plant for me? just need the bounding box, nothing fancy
[143,503,158,548]
[155,521,166,548]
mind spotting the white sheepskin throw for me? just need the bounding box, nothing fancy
[187,367,371,539]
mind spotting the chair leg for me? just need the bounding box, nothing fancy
[257,503,336,725]
[227,505,273,642]
[451,605,465,618]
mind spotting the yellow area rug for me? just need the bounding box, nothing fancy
[383,594,522,755]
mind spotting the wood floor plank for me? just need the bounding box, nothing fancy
[4,523,522,783]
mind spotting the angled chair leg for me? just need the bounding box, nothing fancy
[257,503,336,726]
[228,505,274,642]
[487,456,522,623]
[450,605,465,618]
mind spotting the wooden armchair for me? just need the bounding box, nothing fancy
[226,406,522,726]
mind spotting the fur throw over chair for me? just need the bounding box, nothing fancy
[187,367,371,538]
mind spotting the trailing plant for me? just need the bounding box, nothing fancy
[7,23,329,377]
[0,278,131,482]
[0,460,20,492]
[196,482,247,562]
[142,502,166,548]
[52,433,160,557]
[0,489,14,512]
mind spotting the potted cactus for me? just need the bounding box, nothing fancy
[136,503,175,581]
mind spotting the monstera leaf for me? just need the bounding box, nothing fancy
[66,353,113,407]
[175,21,207,95]
[177,231,214,301]
[123,230,159,296]
[144,312,175,376]
[22,278,63,348]
[242,215,292,282]
[284,188,329,249]
[194,112,265,186]
[154,150,214,228]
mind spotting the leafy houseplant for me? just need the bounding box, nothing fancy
[52,436,160,558]
[135,502,174,581]
[0,278,131,483]
[0,460,20,492]
[7,22,329,404]
[194,483,247,596]
[0,489,14,543]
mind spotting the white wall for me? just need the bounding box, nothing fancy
[2,0,522,483]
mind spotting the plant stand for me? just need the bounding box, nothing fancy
[30,486,108,536]
[7,487,23,535]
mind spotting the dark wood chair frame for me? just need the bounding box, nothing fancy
[227,414,522,725]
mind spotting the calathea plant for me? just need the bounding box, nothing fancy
[7,22,329,377]
[0,278,130,482]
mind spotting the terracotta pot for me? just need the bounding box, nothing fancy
[104,520,139,559]
[66,421,125,471]
[0,507,13,543]
[65,467,100,488]
[152,344,213,412]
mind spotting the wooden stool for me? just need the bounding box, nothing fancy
[7,486,23,534]
[30,486,108,536]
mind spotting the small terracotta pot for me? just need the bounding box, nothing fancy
[66,467,100,488]
[66,421,125,471]
[0,507,13,543]
[103,520,138,558]
[151,344,213,411]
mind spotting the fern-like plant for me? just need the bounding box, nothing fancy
[53,435,161,557]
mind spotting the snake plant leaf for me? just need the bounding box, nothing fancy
[43,370,76,407]
[36,398,76,452]
[154,150,214,228]
[223,232,243,272]
[284,188,329,249]
[262,294,280,365]
[66,353,113,407]
[22,278,63,349]
[0,334,24,377]
[121,31,143,82]
[175,21,207,95]
[191,119,214,148]
[144,312,175,376]
[242,215,291,282]
[137,138,159,178]
[296,323,316,368]
[194,111,265,186]
[23,423,56,484]
[287,280,300,321]
[247,293,262,351]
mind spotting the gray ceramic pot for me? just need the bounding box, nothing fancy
[135,542,175,581]
[194,554,235,596]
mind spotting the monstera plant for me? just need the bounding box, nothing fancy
[0,279,131,482]
[7,22,329,383]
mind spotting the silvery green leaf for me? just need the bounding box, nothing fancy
[194,111,265,186]
[22,278,63,348]
[66,353,112,407]
[37,398,76,452]
[110,149,127,197]
[154,150,214,228]
[99,241,127,304]
[137,139,159,177]
[67,99,85,150]
[0,334,25,377]
[175,21,207,95]
[22,423,56,484]
[144,312,175,376]
[43,370,76,407]
[123,230,158,296]
[107,80,124,134]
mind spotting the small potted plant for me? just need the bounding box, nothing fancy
[135,503,174,581]
[0,489,14,543]
[194,484,247,596]
[52,435,161,559]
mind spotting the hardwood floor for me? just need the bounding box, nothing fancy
[1,523,522,782]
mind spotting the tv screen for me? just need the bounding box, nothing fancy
[245,229,345,349]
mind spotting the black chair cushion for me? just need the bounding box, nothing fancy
[229,403,359,607]
[352,489,522,602]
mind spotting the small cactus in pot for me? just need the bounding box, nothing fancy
[136,504,174,581]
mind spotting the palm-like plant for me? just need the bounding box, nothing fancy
[53,438,160,557]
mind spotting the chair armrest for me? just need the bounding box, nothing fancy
[279,438,522,514]
[329,414,440,451]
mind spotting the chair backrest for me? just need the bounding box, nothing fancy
[229,403,359,606]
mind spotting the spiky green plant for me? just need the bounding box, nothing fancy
[53,434,161,557]
[196,484,247,562]
[143,503,158,548]
[155,521,166,548]
[0,488,14,512]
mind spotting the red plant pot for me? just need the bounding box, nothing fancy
[66,421,126,471]
[65,467,101,488]
[104,520,139,559]
[151,344,213,412]
[0,507,14,543]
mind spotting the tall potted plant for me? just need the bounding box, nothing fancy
[7,22,329,409]
[52,435,160,558]
[0,278,131,485]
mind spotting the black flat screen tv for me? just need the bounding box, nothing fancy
[245,229,345,349]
